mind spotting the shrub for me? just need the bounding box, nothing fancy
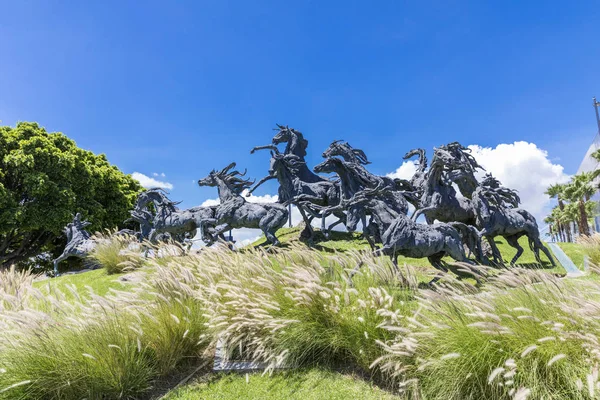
[0,257,209,399]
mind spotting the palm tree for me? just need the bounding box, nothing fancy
[544,214,557,242]
[591,148,600,164]
[563,172,597,236]
[545,183,572,242]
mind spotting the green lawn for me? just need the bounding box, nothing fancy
[164,369,399,400]
[33,268,129,299]
[252,226,566,274]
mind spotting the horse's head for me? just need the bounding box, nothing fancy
[314,157,343,174]
[322,140,345,159]
[431,146,463,172]
[135,188,179,212]
[198,169,219,187]
[272,124,292,145]
[440,142,483,173]
[199,162,255,194]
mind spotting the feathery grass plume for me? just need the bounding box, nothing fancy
[375,266,600,399]
[3,237,600,399]
[578,234,600,266]
[0,266,35,312]
[0,239,210,399]
[87,231,146,274]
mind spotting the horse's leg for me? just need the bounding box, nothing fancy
[531,236,556,266]
[260,212,283,246]
[53,253,68,276]
[412,207,435,222]
[326,211,347,234]
[427,253,446,285]
[363,223,377,250]
[361,214,368,236]
[297,205,314,240]
[505,235,524,266]
[486,236,503,265]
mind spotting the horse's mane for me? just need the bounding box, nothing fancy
[214,163,256,194]
[328,140,371,165]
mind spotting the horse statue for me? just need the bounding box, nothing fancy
[250,124,322,183]
[411,145,478,226]
[438,142,484,198]
[198,163,289,245]
[249,151,345,238]
[250,126,346,239]
[398,148,429,207]
[132,189,221,245]
[52,213,97,276]
[313,155,409,237]
[471,175,555,266]
[321,140,372,165]
[324,188,482,283]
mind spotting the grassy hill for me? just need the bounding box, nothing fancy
[251,226,566,274]
[7,230,590,399]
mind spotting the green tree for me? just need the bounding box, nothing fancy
[0,122,142,267]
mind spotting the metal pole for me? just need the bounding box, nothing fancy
[288,204,292,227]
[594,97,600,134]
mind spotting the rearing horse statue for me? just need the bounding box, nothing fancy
[411,147,478,226]
[250,125,345,239]
[248,150,345,239]
[251,124,322,183]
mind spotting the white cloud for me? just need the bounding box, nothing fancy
[468,142,569,222]
[200,198,220,207]
[152,172,166,177]
[132,172,174,190]
[386,161,418,180]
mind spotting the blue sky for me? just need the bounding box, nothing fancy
[1,1,599,211]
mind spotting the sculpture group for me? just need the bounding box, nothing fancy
[54,124,555,278]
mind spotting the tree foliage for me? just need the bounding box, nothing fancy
[0,122,142,267]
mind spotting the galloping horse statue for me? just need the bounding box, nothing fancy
[472,175,555,266]
[313,152,409,235]
[323,188,482,283]
[132,189,220,244]
[198,163,289,246]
